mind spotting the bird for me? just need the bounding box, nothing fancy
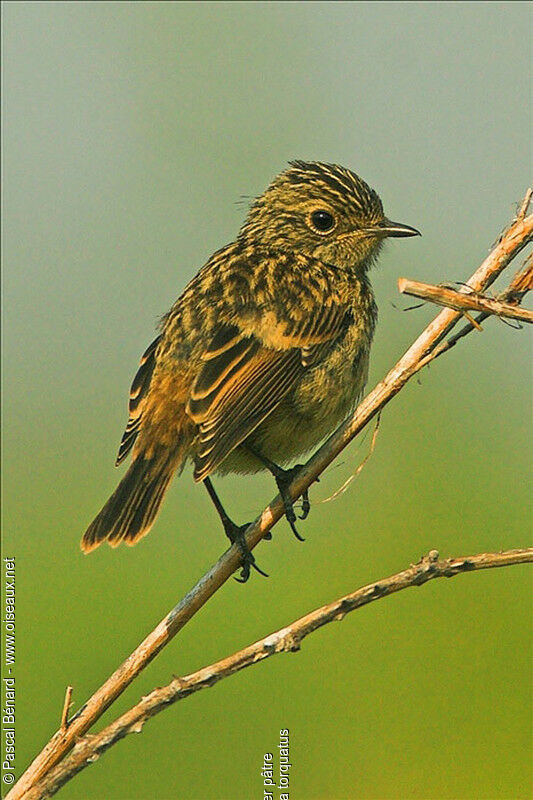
[81,160,420,580]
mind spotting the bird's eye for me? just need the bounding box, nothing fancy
[309,210,336,234]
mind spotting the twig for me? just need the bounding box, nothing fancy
[24,548,533,799]
[59,688,73,733]
[398,278,533,323]
[416,255,533,370]
[8,193,533,800]
[517,187,533,219]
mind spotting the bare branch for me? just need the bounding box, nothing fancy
[398,278,533,323]
[8,193,533,800]
[25,548,533,799]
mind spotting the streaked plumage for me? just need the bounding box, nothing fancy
[82,161,419,556]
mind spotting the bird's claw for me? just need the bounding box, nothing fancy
[299,488,311,520]
[274,465,309,541]
[235,554,268,583]
[224,521,269,582]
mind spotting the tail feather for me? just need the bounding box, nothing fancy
[81,449,178,553]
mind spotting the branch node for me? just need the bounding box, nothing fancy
[171,675,188,692]
[412,554,439,584]
[283,633,301,652]
[334,598,352,620]
[129,719,146,735]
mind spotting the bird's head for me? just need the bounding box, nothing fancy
[239,160,420,270]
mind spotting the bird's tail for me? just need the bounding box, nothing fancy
[81,447,180,553]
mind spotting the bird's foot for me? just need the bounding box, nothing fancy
[243,446,314,539]
[223,520,268,583]
[271,464,311,541]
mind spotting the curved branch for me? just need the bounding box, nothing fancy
[25,548,533,799]
[8,192,533,800]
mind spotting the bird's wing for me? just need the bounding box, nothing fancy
[116,334,162,465]
[187,301,349,481]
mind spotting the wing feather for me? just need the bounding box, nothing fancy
[189,337,259,406]
[116,334,162,465]
[187,298,349,481]
[192,347,303,481]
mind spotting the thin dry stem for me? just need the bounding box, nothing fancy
[8,193,533,800]
[318,414,381,504]
[59,688,73,733]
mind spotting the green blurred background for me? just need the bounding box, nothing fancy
[3,2,532,799]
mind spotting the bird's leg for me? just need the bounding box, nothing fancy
[245,445,311,541]
[203,477,267,582]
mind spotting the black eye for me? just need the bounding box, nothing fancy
[310,210,336,233]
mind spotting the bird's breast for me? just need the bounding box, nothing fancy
[231,308,375,471]
[292,317,373,430]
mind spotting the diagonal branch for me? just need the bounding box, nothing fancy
[25,548,533,799]
[8,193,532,800]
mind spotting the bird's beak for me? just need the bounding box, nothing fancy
[376,219,421,238]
